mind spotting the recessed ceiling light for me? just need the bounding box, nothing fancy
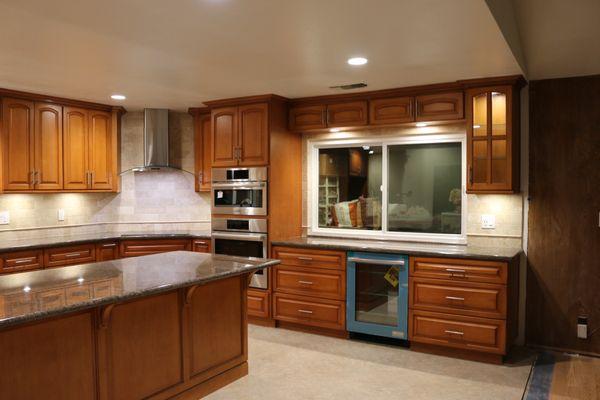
[347,57,368,66]
[111,94,126,100]
[330,128,341,133]
[416,122,427,127]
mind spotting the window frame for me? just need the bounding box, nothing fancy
[307,133,467,244]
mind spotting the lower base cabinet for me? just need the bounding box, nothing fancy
[247,288,270,319]
[120,239,192,258]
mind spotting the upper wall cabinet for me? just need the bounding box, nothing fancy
[370,97,414,125]
[0,90,122,193]
[415,92,464,122]
[191,108,211,192]
[289,101,367,131]
[211,103,269,167]
[466,85,519,193]
[289,105,326,131]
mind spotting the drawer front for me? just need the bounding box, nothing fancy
[65,284,92,305]
[273,293,345,331]
[274,265,345,300]
[96,241,119,261]
[410,310,506,354]
[120,239,192,258]
[410,278,506,319]
[247,289,270,319]
[410,257,507,284]
[0,250,43,274]
[44,244,96,268]
[272,246,345,271]
[192,239,211,254]
[37,289,66,311]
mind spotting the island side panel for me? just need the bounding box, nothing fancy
[0,311,97,400]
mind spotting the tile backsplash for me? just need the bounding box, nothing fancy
[0,111,211,242]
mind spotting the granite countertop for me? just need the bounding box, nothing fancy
[271,236,522,261]
[0,251,278,329]
[0,231,212,252]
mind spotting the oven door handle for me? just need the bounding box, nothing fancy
[211,232,268,241]
[212,182,266,189]
[347,257,405,266]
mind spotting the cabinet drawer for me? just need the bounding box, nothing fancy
[120,239,192,258]
[192,239,211,253]
[410,310,506,354]
[274,265,345,300]
[65,284,92,305]
[248,288,270,319]
[44,244,96,268]
[37,289,66,311]
[0,250,43,274]
[410,257,507,284]
[273,293,345,331]
[410,278,506,319]
[272,246,345,271]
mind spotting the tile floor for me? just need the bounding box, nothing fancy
[206,325,534,400]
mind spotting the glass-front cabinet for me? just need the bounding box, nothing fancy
[346,252,408,339]
[466,85,519,193]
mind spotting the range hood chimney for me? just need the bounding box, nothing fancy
[134,109,171,171]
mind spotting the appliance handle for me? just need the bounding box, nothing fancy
[347,257,405,266]
[212,182,266,189]
[211,232,267,241]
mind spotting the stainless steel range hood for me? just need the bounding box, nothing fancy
[132,109,172,172]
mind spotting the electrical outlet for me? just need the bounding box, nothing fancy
[57,209,65,221]
[481,214,496,229]
[0,211,9,225]
[577,316,588,339]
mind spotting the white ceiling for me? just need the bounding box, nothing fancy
[0,0,525,110]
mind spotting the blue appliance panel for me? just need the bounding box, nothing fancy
[346,252,409,339]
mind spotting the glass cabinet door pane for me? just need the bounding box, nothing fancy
[491,139,507,184]
[355,263,398,326]
[491,92,507,136]
[473,94,488,137]
[472,140,488,184]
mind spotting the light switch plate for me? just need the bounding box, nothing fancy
[481,214,496,229]
[0,211,9,225]
[57,209,65,221]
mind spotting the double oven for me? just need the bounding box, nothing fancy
[211,167,269,289]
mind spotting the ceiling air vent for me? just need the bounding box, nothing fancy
[329,82,368,90]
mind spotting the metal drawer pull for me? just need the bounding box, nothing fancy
[65,253,82,258]
[298,280,314,285]
[15,258,35,264]
[297,309,313,314]
[446,268,466,273]
[102,243,116,248]
[297,256,313,261]
[444,330,464,336]
[445,296,465,301]
[348,257,405,266]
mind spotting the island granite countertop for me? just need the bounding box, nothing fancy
[271,236,522,261]
[0,251,278,329]
[0,231,211,253]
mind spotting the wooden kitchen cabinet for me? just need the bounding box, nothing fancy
[33,103,63,190]
[211,103,269,167]
[369,97,414,125]
[0,250,43,274]
[416,92,464,121]
[88,110,113,190]
[192,239,211,253]
[96,241,120,261]
[120,239,192,258]
[190,108,211,191]
[44,244,96,268]
[326,101,368,128]
[1,98,35,191]
[466,85,519,193]
[289,105,326,131]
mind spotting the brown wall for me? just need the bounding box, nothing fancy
[527,75,600,355]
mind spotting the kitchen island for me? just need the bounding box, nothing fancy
[0,251,278,400]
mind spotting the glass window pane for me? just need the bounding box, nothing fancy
[491,92,506,136]
[388,143,462,234]
[318,146,382,230]
[473,94,488,137]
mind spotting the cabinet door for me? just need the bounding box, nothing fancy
[211,107,238,167]
[96,241,119,261]
[63,107,89,190]
[467,86,516,193]
[1,98,34,190]
[88,111,113,190]
[289,105,327,131]
[327,101,368,128]
[369,97,414,125]
[34,103,63,190]
[194,112,212,191]
[238,103,269,166]
[416,92,464,122]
